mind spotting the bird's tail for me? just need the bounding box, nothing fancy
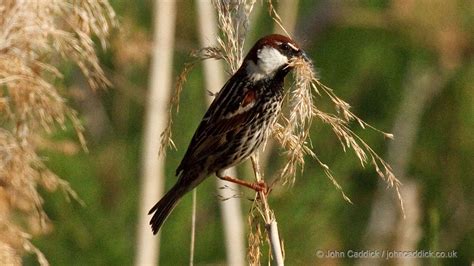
[148,183,187,235]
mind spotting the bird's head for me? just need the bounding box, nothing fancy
[243,34,309,81]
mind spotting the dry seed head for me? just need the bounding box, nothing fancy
[273,55,404,214]
[0,1,116,264]
[247,210,263,265]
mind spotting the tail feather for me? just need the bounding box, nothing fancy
[148,185,186,234]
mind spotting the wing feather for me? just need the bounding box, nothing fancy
[176,72,258,175]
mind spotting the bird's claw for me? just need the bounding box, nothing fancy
[253,181,269,195]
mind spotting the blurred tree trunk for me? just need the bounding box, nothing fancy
[135,1,176,265]
[196,1,245,265]
[359,64,447,266]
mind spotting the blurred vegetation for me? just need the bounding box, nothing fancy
[24,0,472,265]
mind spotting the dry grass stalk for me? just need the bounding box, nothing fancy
[213,0,256,72]
[266,0,291,37]
[249,154,284,264]
[275,56,405,215]
[247,209,263,266]
[159,61,195,154]
[0,1,116,264]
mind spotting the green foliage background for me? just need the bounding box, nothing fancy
[26,0,472,265]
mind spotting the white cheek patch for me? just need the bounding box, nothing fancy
[245,46,289,81]
[257,46,288,75]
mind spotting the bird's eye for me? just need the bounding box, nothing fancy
[281,42,298,52]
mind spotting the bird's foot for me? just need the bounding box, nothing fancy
[252,180,268,195]
[218,175,269,195]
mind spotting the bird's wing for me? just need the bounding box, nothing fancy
[176,73,258,175]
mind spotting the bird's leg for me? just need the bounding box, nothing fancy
[217,175,267,194]
[250,154,271,195]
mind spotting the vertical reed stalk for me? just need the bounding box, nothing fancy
[135,1,176,265]
[196,1,246,265]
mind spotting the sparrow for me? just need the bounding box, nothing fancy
[149,34,309,234]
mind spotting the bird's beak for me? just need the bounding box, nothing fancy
[300,50,311,63]
[297,50,313,68]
